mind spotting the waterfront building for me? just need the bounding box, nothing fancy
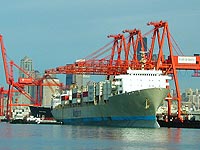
[65,73,90,90]
[18,56,35,105]
[19,56,34,77]
[66,74,73,88]
[73,59,90,89]
[182,88,200,111]
[42,77,60,107]
[74,74,90,89]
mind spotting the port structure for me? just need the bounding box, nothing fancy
[0,35,63,120]
[0,87,6,117]
[45,20,200,122]
[146,21,200,121]
[191,54,200,77]
[0,86,24,119]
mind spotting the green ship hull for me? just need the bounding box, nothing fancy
[52,88,169,128]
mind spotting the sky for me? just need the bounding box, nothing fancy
[0,0,200,92]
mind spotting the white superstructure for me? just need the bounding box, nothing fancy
[12,106,30,120]
[114,68,171,93]
[52,68,171,108]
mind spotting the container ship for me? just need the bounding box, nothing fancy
[51,68,171,128]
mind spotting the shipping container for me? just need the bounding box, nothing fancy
[72,99,77,104]
[82,96,88,102]
[72,88,77,93]
[77,98,81,103]
[61,95,69,101]
[95,84,100,96]
[72,93,77,98]
[88,84,95,102]
[82,91,88,97]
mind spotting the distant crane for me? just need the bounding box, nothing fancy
[0,35,63,120]
[0,86,22,119]
[45,20,200,122]
[0,87,5,117]
[192,54,200,77]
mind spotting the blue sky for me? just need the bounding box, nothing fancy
[0,0,200,91]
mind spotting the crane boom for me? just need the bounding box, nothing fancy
[0,35,12,85]
[44,20,200,122]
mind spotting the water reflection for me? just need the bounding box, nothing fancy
[167,128,181,143]
[0,122,200,150]
[55,126,181,150]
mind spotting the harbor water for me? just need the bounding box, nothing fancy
[0,122,200,150]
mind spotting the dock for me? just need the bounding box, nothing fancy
[158,119,200,128]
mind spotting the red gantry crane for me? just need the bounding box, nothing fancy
[0,87,5,117]
[191,54,200,77]
[0,35,63,120]
[43,20,200,122]
[145,21,200,121]
[0,86,20,119]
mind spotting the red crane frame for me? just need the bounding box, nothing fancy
[0,35,63,120]
[0,87,5,116]
[45,21,200,122]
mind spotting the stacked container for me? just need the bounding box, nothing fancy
[61,90,72,105]
[95,82,99,102]
[72,88,77,104]
[82,86,88,103]
[95,82,103,102]
[76,91,81,104]
[102,80,112,101]
[61,94,69,105]
[88,83,95,102]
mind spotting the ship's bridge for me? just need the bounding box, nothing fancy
[114,69,171,93]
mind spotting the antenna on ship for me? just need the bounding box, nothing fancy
[140,51,147,70]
